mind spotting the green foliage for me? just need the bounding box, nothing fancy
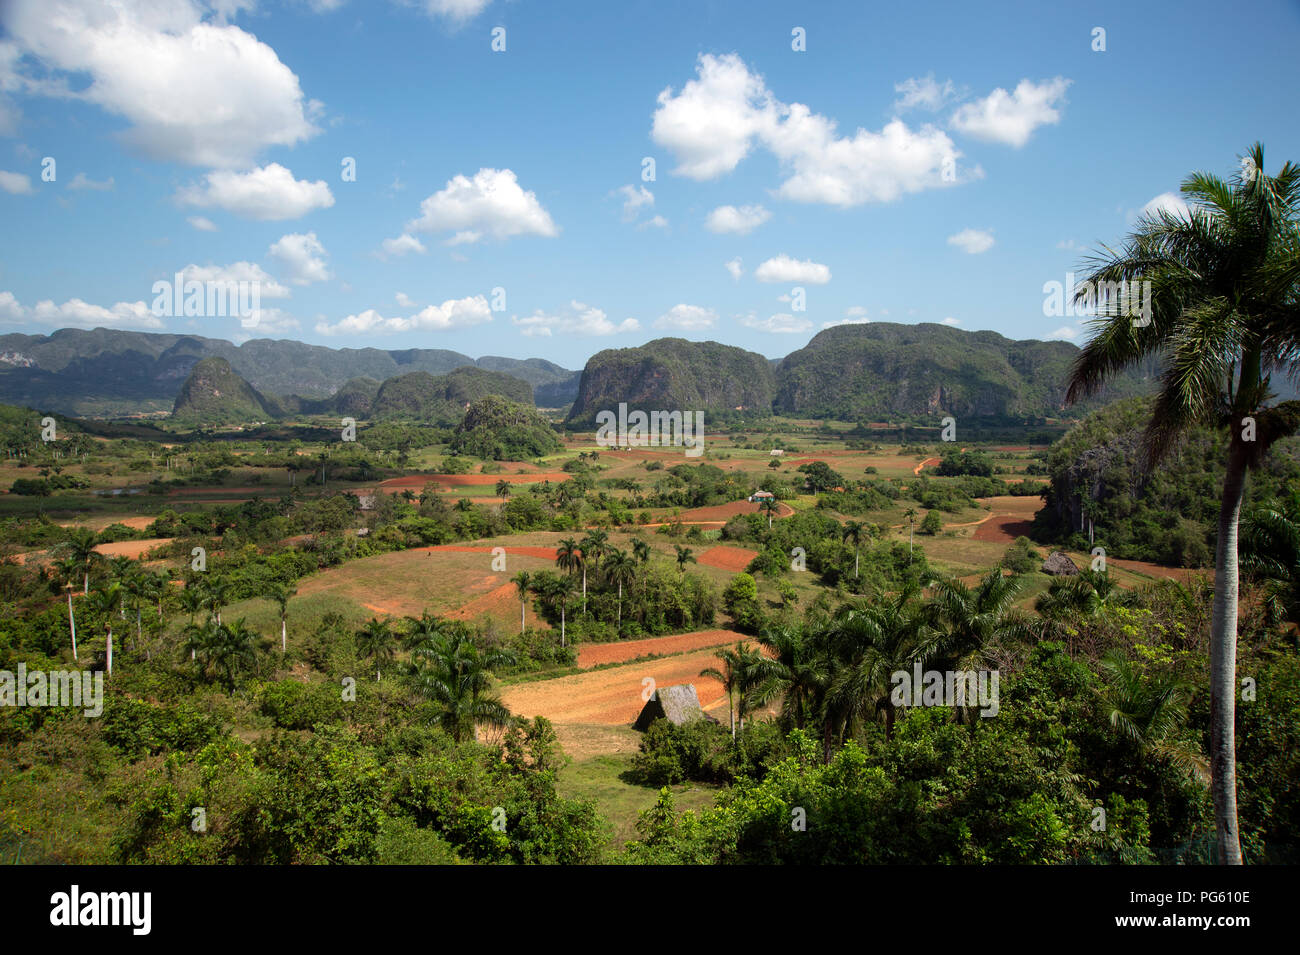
[449,394,562,460]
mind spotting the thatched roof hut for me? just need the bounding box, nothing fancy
[1042,551,1080,576]
[633,683,716,731]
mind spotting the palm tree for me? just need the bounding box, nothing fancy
[203,576,231,626]
[1241,489,1300,627]
[85,583,122,678]
[926,567,1035,674]
[269,583,297,653]
[581,529,609,585]
[604,548,636,628]
[209,619,259,690]
[179,582,206,661]
[57,527,101,595]
[181,615,220,677]
[408,625,515,743]
[356,618,396,681]
[755,623,827,732]
[828,591,934,742]
[1095,650,1209,786]
[1035,569,1130,648]
[1063,144,1300,864]
[54,556,81,661]
[674,545,696,573]
[550,575,575,647]
[758,495,780,530]
[511,571,532,633]
[903,507,918,559]
[842,520,865,578]
[495,479,512,504]
[555,536,582,583]
[700,641,778,739]
[401,612,445,653]
[632,538,651,566]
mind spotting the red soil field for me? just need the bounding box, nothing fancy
[376,473,568,489]
[499,650,728,725]
[672,500,794,523]
[94,538,173,559]
[425,544,559,560]
[696,545,759,571]
[576,628,738,667]
[448,581,519,620]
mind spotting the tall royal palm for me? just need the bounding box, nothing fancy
[604,548,636,628]
[54,556,81,661]
[511,571,532,634]
[1065,144,1300,864]
[356,618,397,681]
[270,583,297,653]
[57,527,100,595]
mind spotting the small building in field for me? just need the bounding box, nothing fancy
[634,683,717,731]
[770,449,783,456]
[1042,551,1080,576]
[748,490,775,503]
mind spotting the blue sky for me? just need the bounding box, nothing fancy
[1,0,1298,369]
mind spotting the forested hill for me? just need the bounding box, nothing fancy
[0,328,579,415]
[567,323,1157,424]
[566,338,776,425]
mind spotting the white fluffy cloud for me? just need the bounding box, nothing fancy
[949,77,1071,147]
[416,0,494,23]
[0,170,32,194]
[2,0,320,168]
[269,232,331,286]
[754,254,831,284]
[177,164,334,221]
[241,306,300,335]
[407,168,558,244]
[893,74,961,112]
[1140,191,1191,221]
[947,228,995,254]
[704,204,770,234]
[395,292,415,307]
[512,301,640,338]
[941,317,961,326]
[738,312,812,334]
[614,184,654,221]
[724,257,743,281]
[652,53,969,206]
[823,306,870,328]
[654,304,717,331]
[187,216,218,232]
[0,290,163,329]
[1047,325,1079,340]
[315,296,492,336]
[68,172,114,191]
[177,262,291,299]
[379,233,427,258]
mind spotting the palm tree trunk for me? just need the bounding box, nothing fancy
[67,592,77,661]
[106,627,113,678]
[1210,440,1248,865]
[617,582,623,627]
[520,600,526,634]
[281,617,287,653]
[560,606,566,648]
